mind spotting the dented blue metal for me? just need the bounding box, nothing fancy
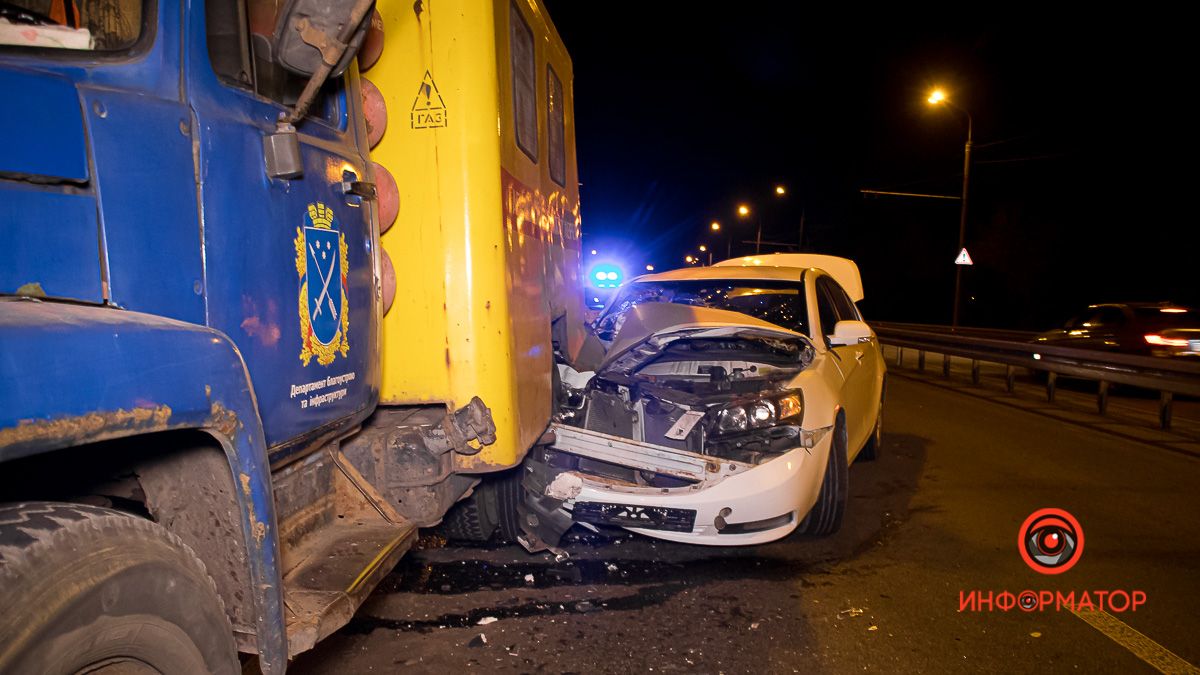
[0,299,289,671]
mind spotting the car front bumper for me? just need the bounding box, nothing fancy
[544,423,834,546]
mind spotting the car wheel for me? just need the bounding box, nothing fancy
[798,418,848,536]
[0,502,238,675]
[858,403,883,462]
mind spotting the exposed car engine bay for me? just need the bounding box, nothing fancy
[557,329,816,473]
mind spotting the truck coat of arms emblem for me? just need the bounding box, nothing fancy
[295,202,350,366]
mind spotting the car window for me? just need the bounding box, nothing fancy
[820,275,860,322]
[1,0,144,51]
[1132,307,1197,330]
[815,281,838,338]
[595,279,810,339]
[1095,307,1126,327]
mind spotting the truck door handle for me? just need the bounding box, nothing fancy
[343,180,377,200]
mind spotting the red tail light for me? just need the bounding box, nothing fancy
[1145,334,1188,347]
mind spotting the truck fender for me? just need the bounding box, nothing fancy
[0,300,288,674]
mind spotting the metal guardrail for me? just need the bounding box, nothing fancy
[871,322,1200,430]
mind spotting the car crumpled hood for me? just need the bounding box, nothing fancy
[596,302,813,378]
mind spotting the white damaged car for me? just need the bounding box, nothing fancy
[518,254,886,551]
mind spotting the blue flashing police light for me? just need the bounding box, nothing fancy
[588,263,623,289]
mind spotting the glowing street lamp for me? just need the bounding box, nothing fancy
[590,249,598,255]
[927,87,974,328]
[710,221,721,231]
[645,264,655,271]
[737,204,750,217]
[685,255,695,264]
[774,185,786,196]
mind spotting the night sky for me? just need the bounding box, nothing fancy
[542,5,1197,328]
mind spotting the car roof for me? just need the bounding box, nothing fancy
[631,266,806,284]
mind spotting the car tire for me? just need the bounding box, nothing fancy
[858,403,883,462]
[798,418,848,536]
[0,501,238,675]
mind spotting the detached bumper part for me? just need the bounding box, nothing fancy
[540,422,834,546]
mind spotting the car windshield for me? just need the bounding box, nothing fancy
[596,279,809,338]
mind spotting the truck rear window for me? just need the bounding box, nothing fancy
[0,0,143,51]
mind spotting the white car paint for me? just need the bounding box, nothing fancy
[545,257,884,545]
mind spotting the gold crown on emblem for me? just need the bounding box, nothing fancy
[308,202,334,229]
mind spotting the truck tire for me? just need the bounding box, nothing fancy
[441,468,524,543]
[491,467,524,544]
[441,483,499,542]
[798,419,848,536]
[0,502,239,675]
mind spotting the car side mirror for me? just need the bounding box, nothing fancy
[828,320,873,346]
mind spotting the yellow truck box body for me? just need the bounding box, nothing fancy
[367,0,584,471]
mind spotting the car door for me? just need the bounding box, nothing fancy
[186,0,378,455]
[815,275,877,454]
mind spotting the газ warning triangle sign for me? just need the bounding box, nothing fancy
[411,71,447,129]
[955,248,973,266]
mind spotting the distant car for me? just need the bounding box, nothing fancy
[1033,303,1200,358]
[524,254,885,549]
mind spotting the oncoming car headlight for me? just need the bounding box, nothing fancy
[712,391,803,436]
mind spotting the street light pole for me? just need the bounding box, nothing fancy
[952,108,973,328]
[929,89,973,328]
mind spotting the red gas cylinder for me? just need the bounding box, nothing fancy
[358,9,385,72]
[381,248,396,315]
[373,161,398,234]
[361,77,387,149]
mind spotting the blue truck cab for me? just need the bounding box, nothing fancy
[0,0,461,671]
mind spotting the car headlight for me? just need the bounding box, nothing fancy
[712,391,803,436]
[717,406,748,433]
[747,400,776,428]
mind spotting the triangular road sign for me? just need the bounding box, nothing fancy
[955,248,973,266]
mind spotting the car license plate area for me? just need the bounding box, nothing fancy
[573,501,697,533]
[1188,340,1200,353]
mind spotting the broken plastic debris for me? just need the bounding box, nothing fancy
[868,625,878,631]
[477,617,498,625]
[467,634,488,648]
[606,563,618,572]
[837,607,865,618]
[1030,631,1042,638]
[750,622,760,630]
[524,573,535,584]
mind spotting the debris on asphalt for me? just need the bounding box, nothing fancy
[837,607,865,618]
[750,622,760,630]
[606,562,619,572]
[524,573,535,585]
[1030,632,1042,638]
[467,634,488,648]
[868,625,879,631]
[477,617,498,625]
[575,600,595,613]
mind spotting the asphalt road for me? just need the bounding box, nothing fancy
[291,374,1200,674]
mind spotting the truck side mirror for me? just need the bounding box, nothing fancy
[271,0,374,77]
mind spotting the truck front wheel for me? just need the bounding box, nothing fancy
[0,502,239,675]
